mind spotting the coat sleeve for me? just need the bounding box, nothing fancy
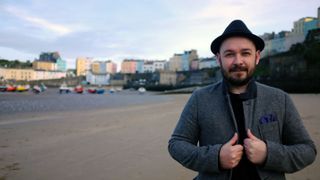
[263,93,317,173]
[168,91,222,173]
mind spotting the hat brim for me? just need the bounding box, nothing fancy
[210,32,265,55]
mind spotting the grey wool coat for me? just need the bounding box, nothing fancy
[168,80,316,180]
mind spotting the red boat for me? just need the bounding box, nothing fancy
[87,88,97,94]
[6,85,16,92]
[74,85,84,94]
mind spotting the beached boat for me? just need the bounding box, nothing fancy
[32,83,46,94]
[109,88,115,94]
[59,83,71,94]
[33,85,41,94]
[96,88,105,94]
[87,88,97,94]
[138,87,146,94]
[74,85,84,94]
[116,87,123,92]
[25,84,30,91]
[0,85,7,92]
[6,85,16,92]
[16,85,30,92]
[40,83,47,91]
[87,86,105,94]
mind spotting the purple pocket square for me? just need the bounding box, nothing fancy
[259,114,277,124]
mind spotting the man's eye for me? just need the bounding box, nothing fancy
[225,53,234,57]
[243,52,251,56]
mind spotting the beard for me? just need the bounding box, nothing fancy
[221,64,255,87]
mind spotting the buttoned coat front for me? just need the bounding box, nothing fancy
[168,81,316,180]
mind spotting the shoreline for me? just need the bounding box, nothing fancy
[0,89,171,119]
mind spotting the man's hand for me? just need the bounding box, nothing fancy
[244,129,267,165]
[219,133,243,169]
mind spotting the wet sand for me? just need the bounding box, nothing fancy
[0,93,319,179]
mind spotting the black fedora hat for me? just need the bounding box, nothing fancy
[210,20,265,55]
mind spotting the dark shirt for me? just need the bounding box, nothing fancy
[230,93,260,180]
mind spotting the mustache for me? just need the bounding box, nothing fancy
[229,65,248,72]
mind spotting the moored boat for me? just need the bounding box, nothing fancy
[0,85,7,92]
[138,87,146,94]
[6,85,16,92]
[109,88,115,94]
[59,83,71,94]
[87,88,97,94]
[33,83,46,94]
[74,85,84,94]
[16,85,30,92]
[96,88,105,94]
[33,85,41,94]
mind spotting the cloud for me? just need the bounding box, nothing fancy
[4,5,72,36]
[23,16,72,35]
[1,0,319,70]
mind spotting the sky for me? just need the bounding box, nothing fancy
[0,0,319,70]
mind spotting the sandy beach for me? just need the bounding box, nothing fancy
[0,92,319,180]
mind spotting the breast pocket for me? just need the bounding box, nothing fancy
[258,121,281,143]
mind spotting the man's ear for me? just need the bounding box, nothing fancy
[216,54,222,67]
[255,50,261,65]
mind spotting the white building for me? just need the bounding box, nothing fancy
[143,61,154,73]
[199,57,218,69]
[153,60,166,72]
[34,70,66,80]
[142,60,166,73]
[86,71,110,85]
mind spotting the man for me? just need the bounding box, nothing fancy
[168,20,316,180]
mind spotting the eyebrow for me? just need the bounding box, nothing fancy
[222,48,253,54]
[241,48,253,52]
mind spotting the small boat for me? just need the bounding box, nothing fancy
[0,85,7,92]
[33,84,46,94]
[59,83,71,94]
[96,88,105,94]
[87,88,97,94]
[109,88,115,94]
[25,84,30,91]
[16,85,26,92]
[6,85,16,92]
[40,83,47,92]
[33,85,41,94]
[116,87,123,92]
[16,85,29,92]
[138,87,146,94]
[74,85,84,94]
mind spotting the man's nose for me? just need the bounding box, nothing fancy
[233,54,244,65]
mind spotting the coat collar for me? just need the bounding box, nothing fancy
[222,79,257,100]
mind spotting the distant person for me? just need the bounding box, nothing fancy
[168,20,316,180]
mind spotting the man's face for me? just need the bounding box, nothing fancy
[217,37,260,87]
